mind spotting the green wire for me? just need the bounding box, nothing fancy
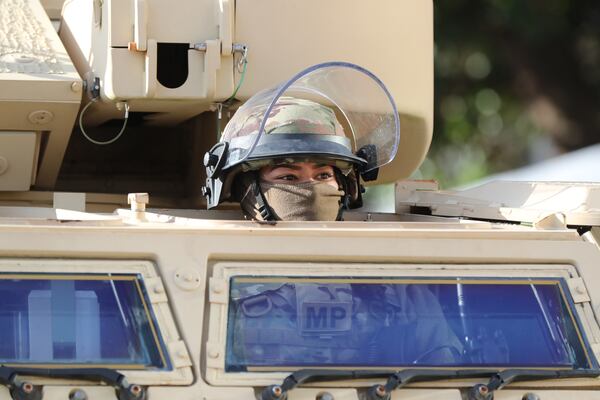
[217,59,248,139]
[226,59,247,103]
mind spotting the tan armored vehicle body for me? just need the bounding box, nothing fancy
[1,1,600,400]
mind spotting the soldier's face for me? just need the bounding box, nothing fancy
[260,162,339,189]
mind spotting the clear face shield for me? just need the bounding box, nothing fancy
[221,62,401,174]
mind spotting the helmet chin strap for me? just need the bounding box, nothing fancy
[334,168,351,221]
[251,173,276,221]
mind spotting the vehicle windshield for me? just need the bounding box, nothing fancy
[226,277,595,371]
[0,273,168,369]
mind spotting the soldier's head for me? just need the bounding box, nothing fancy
[229,97,363,221]
[202,62,401,221]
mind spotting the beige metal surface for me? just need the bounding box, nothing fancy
[397,180,600,226]
[0,131,38,190]
[0,0,81,190]
[235,0,433,184]
[58,0,432,183]
[40,0,63,19]
[2,1,600,399]
[0,217,599,398]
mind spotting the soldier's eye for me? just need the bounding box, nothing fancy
[277,174,297,181]
[316,172,334,180]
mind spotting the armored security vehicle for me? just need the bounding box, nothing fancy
[1,1,600,399]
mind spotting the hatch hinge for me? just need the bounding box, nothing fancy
[567,277,591,303]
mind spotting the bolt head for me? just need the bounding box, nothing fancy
[375,385,387,398]
[184,272,195,282]
[69,388,88,400]
[129,384,143,397]
[21,382,34,394]
[271,385,283,397]
[522,392,541,400]
[71,81,82,92]
[316,392,334,400]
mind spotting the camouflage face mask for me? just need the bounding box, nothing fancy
[258,181,344,221]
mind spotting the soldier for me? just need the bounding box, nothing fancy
[202,62,401,221]
[204,96,366,221]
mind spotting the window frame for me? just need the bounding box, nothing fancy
[205,262,600,387]
[0,259,192,385]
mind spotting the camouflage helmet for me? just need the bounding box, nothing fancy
[226,97,346,138]
[204,96,366,209]
[221,96,367,170]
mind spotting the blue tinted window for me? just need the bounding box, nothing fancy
[226,277,594,371]
[0,274,168,369]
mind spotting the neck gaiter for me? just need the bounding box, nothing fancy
[237,179,343,221]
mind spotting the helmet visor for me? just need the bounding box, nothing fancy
[222,62,400,172]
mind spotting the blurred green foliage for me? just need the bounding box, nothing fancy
[420,0,600,188]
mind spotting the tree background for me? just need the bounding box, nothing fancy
[421,0,600,188]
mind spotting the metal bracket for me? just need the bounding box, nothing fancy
[232,43,248,73]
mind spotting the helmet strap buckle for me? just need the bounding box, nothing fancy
[253,175,275,221]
